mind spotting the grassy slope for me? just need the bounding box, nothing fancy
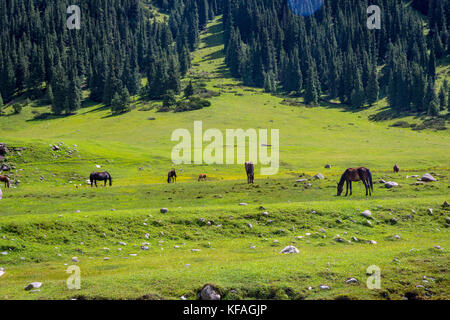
[0,17,449,300]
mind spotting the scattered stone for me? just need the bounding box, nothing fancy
[119,241,127,246]
[144,233,150,239]
[141,246,149,251]
[246,223,253,229]
[346,278,358,284]
[1,251,7,255]
[239,203,248,206]
[385,181,399,188]
[443,201,450,208]
[428,208,433,215]
[390,218,398,225]
[262,212,269,216]
[319,285,330,290]
[325,164,332,169]
[280,246,299,254]
[421,173,436,182]
[394,235,401,240]
[191,249,201,252]
[369,240,377,245]
[199,285,221,301]
[72,257,79,262]
[361,210,372,218]
[25,282,42,291]
[313,173,325,180]
[160,208,169,214]
[250,246,256,249]
[435,245,442,250]
[104,257,110,261]
[364,220,372,227]
[129,254,137,257]
[296,179,307,183]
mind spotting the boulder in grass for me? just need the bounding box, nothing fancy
[385,181,399,188]
[160,208,169,214]
[199,285,221,301]
[443,201,449,208]
[280,246,299,254]
[313,173,325,180]
[361,210,372,218]
[421,174,436,182]
[25,282,42,291]
[325,164,332,169]
[346,278,358,284]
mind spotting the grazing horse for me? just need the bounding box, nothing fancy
[337,167,373,197]
[168,169,177,183]
[393,164,399,173]
[245,162,255,184]
[198,174,207,181]
[90,172,112,187]
[0,176,10,188]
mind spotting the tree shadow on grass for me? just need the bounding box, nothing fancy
[26,112,75,122]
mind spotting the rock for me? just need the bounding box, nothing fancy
[191,249,201,252]
[369,240,377,245]
[390,218,398,225]
[72,257,79,262]
[319,285,330,290]
[435,245,442,250]
[104,257,110,261]
[313,173,325,180]
[421,173,436,182]
[0,164,10,171]
[0,143,8,156]
[443,201,450,208]
[394,235,401,240]
[200,285,221,300]
[246,223,253,229]
[141,246,149,251]
[296,179,307,183]
[428,208,433,215]
[351,237,359,242]
[378,179,386,184]
[346,278,358,284]
[325,164,332,169]
[262,212,269,216]
[0,270,4,277]
[1,251,8,255]
[52,145,60,151]
[119,241,127,246]
[446,218,450,224]
[144,233,150,239]
[25,282,42,291]
[239,203,248,206]
[280,246,299,254]
[129,254,138,257]
[160,208,169,214]
[361,210,372,218]
[250,246,256,249]
[385,181,399,188]
[364,220,373,227]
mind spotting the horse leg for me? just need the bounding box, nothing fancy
[345,181,349,196]
[363,180,368,196]
[349,181,353,196]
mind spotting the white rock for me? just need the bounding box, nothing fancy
[200,285,221,300]
[385,181,399,188]
[160,208,169,213]
[191,249,201,252]
[0,271,4,277]
[428,208,433,215]
[262,212,269,216]
[346,278,358,284]
[239,203,248,206]
[319,285,330,290]
[280,246,299,254]
[129,254,137,257]
[421,173,436,182]
[25,282,42,291]
[369,240,377,245]
[72,257,79,262]
[104,257,110,261]
[313,173,325,180]
[361,210,372,218]
[119,242,127,246]
[1,251,7,255]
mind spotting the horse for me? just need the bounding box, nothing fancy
[393,164,399,173]
[90,172,112,187]
[245,162,255,184]
[168,169,177,183]
[198,174,207,182]
[0,176,10,188]
[337,167,373,197]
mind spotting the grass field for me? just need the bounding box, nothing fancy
[0,17,449,300]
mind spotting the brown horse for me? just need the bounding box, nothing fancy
[168,169,177,183]
[337,167,373,197]
[245,162,255,184]
[393,164,399,173]
[198,174,207,181]
[90,172,112,187]
[0,175,10,188]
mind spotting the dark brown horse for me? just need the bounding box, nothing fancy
[90,172,112,187]
[393,164,399,173]
[0,175,10,188]
[245,162,255,184]
[168,169,177,183]
[198,174,207,181]
[337,167,373,197]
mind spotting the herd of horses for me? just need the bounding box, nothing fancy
[0,163,401,197]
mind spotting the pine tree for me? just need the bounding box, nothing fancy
[184,80,194,98]
[351,71,366,109]
[366,68,379,106]
[304,66,319,106]
[438,86,447,110]
[426,83,439,116]
[46,85,54,105]
[0,94,3,110]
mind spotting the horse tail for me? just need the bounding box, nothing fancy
[367,169,373,192]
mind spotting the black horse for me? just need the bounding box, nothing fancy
[167,169,177,183]
[245,162,255,184]
[90,172,112,187]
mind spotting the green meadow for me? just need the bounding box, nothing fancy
[0,17,448,300]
